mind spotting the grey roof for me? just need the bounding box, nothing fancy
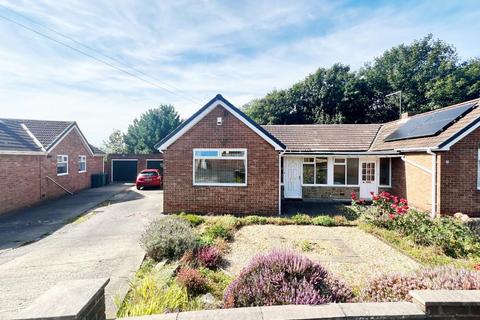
[0,118,102,154]
[263,124,382,152]
[89,143,105,154]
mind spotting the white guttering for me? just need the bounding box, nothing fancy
[278,150,285,216]
[426,148,437,218]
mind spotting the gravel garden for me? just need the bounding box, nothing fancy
[117,192,480,317]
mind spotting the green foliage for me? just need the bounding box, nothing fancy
[177,268,208,295]
[124,104,182,154]
[204,224,234,241]
[178,213,205,227]
[199,268,234,300]
[242,215,268,225]
[299,240,314,252]
[102,129,125,154]
[244,35,478,125]
[141,216,198,261]
[312,215,335,226]
[291,213,312,225]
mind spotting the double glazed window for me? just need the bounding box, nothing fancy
[57,155,68,176]
[303,157,328,185]
[78,155,87,173]
[379,158,391,186]
[193,149,246,186]
[334,158,359,185]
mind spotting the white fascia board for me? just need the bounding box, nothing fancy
[157,100,284,151]
[0,150,47,155]
[47,125,94,156]
[438,118,480,151]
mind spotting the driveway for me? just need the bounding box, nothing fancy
[0,186,163,319]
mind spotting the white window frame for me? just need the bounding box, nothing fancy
[78,155,87,173]
[302,157,328,186]
[379,158,392,188]
[333,157,360,186]
[57,155,69,176]
[193,148,247,187]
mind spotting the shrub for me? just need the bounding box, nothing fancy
[213,238,230,254]
[291,213,312,225]
[242,215,268,225]
[140,216,198,261]
[360,266,480,302]
[299,240,314,252]
[266,217,292,225]
[312,216,335,226]
[178,213,205,227]
[204,224,234,240]
[354,191,408,228]
[196,246,222,269]
[333,215,348,225]
[200,268,234,300]
[223,251,352,307]
[177,268,208,295]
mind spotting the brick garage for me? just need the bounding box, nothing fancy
[0,119,104,215]
[105,153,163,182]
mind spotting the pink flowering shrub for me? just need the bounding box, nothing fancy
[360,266,480,302]
[223,251,352,308]
[196,246,222,269]
[357,191,409,227]
[177,268,208,295]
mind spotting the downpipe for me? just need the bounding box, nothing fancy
[426,148,437,218]
[278,151,285,216]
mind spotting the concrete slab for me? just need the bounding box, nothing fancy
[0,187,163,319]
[339,302,425,319]
[261,304,345,320]
[178,307,262,320]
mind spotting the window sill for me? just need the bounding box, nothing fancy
[302,184,359,187]
[57,173,69,176]
[193,183,247,187]
[78,170,87,173]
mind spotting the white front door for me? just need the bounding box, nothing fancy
[360,160,378,199]
[284,158,302,199]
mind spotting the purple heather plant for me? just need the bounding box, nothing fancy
[360,265,480,302]
[223,251,352,308]
[196,246,222,269]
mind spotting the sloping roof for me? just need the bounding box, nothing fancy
[89,143,105,155]
[0,119,42,152]
[0,118,102,154]
[155,94,286,151]
[263,124,381,152]
[370,98,480,151]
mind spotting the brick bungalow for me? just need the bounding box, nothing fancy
[0,118,104,215]
[156,94,480,217]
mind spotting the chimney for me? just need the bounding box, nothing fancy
[401,112,409,119]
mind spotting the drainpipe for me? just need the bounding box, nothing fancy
[427,148,437,218]
[278,151,285,216]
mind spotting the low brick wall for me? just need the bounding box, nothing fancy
[302,186,359,200]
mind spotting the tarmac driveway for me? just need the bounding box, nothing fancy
[0,186,163,319]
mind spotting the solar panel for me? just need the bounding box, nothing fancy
[385,103,476,142]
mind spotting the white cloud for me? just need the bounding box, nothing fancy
[0,0,478,146]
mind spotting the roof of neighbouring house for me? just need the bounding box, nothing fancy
[263,124,382,152]
[0,118,103,154]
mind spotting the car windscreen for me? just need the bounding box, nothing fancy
[140,172,158,177]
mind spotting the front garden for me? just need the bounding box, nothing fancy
[117,197,480,317]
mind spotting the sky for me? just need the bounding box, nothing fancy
[0,0,479,146]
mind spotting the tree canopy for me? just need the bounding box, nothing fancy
[102,129,126,154]
[124,104,182,154]
[244,35,480,125]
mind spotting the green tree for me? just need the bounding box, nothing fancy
[124,105,182,154]
[102,129,126,154]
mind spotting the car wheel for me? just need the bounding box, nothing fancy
[136,186,141,190]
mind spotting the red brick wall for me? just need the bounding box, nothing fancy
[46,128,104,199]
[163,104,279,215]
[438,127,480,216]
[0,128,104,215]
[105,154,163,180]
[0,154,45,214]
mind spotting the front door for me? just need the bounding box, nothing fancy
[284,158,302,199]
[360,160,377,199]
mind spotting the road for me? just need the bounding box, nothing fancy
[0,187,163,319]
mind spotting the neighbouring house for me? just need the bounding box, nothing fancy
[156,94,480,217]
[105,153,163,183]
[0,118,104,215]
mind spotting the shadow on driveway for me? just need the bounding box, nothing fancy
[0,183,134,252]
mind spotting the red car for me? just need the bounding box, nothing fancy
[136,169,162,190]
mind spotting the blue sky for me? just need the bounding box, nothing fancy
[0,0,479,146]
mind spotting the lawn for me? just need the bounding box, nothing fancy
[117,205,480,317]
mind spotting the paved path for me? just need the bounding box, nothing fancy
[0,183,130,254]
[0,187,163,319]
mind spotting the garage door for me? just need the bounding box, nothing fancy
[112,160,138,182]
[146,160,163,174]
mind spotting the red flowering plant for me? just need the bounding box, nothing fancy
[355,191,409,228]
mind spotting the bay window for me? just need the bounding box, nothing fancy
[193,149,246,186]
[334,158,359,185]
[302,157,328,185]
